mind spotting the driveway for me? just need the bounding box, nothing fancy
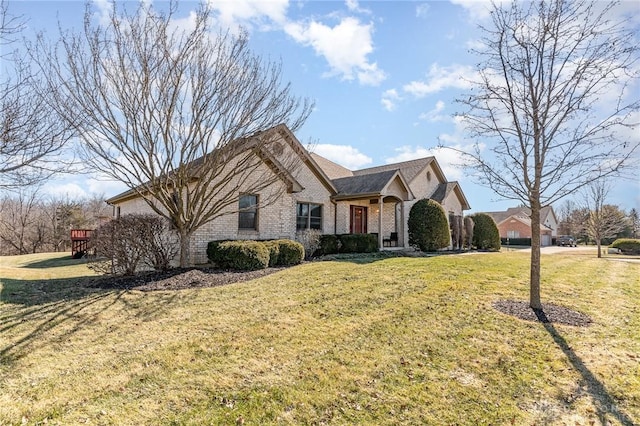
[505,245,595,254]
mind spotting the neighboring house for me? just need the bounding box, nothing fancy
[107,124,471,263]
[486,206,558,246]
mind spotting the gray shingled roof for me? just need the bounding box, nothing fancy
[352,157,433,182]
[486,206,554,224]
[429,182,456,204]
[332,169,399,197]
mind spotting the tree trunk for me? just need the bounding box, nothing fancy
[529,203,543,310]
[178,228,191,268]
[596,238,602,258]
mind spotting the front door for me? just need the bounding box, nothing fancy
[350,206,367,234]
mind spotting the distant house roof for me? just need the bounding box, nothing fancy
[496,214,553,233]
[486,206,556,225]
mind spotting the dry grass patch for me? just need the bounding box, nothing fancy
[0,251,638,425]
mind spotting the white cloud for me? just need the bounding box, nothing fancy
[345,0,371,15]
[385,143,477,181]
[42,182,88,199]
[418,100,447,122]
[284,17,386,86]
[403,63,476,98]
[416,3,430,18]
[465,38,485,50]
[448,0,494,21]
[86,178,129,197]
[207,0,289,30]
[381,88,401,111]
[312,144,372,169]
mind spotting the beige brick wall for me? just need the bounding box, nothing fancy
[113,138,336,264]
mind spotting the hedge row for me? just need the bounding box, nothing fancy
[501,237,531,246]
[610,238,640,255]
[207,239,304,270]
[316,233,378,256]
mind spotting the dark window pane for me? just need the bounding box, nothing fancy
[296,202,322,230]
[310,204,322,218]
[239,195,258,229]
[297,203,309,217]
[296,216,307,230]
[239,194,257,210]
[239,212,256,229]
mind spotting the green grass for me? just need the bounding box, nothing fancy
[1,251,638,425]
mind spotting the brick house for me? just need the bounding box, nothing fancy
[107,124,471,263]
[486,206,558,246]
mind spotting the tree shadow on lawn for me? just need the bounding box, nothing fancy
[21,254,90,269]
[0,275,194,367]
[533,309,636,425]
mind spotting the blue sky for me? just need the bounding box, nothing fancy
[7,0,640,213]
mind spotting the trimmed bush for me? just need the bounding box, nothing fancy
[318,234,341,255]
[610,238,640,255]
[338,233,378,253]
[263,241,281,267]
[208,239,304,269]
[501,237,531,246]
[408,199,451,252]
[470,213,501,251]
[206,240,231,265]
[274,239,305,266]
[215,241,270,271]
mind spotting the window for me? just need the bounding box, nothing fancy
[239,194,258,230]
[297,202,322,230]
[507,230,520,238]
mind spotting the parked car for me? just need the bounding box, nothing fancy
[557,235,577,247]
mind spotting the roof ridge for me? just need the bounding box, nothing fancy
[353,156,434,174]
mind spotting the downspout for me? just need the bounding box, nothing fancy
[378,195,384,249]
[332,199,338,235]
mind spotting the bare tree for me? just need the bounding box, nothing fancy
[583,181,626,258]
[0,0,73,188]
[629,208,639,239]
[0,188,45,254]
[36,1,312,266]
[458,0,639,309]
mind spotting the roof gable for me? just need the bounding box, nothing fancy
[352,157,440,183]
[429,181,471,210]
[107,123,337,204]
[332,169,413,201]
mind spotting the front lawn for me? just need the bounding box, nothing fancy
[0,251,638,425]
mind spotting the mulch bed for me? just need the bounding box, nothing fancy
[493,299,592,327]
[85,267,284,291]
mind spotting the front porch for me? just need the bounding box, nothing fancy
[331,168,415,249]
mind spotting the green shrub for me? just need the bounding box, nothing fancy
[610,238,640,255]
[318,234,340,255]
[216,241,270,271]
[274,239,305,266]
[470,213,501,251]
[338,234,378,253]
[206,240,231,265]
[263,241,281,267]
[408,199,451,252]
[501,237,531,246]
